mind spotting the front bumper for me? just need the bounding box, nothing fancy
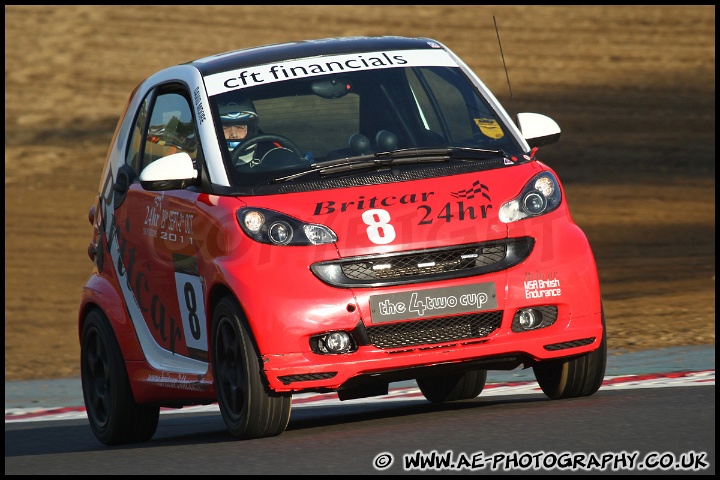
[262,308,603,392]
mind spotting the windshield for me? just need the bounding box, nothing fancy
[209,63,525,188]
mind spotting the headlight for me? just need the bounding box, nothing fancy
[268,221,293,245]
[522,190,547,215]
[499,172,562,223]
[237,207,337,245]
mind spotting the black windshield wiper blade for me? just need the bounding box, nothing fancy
[271,147,506,183]
[448,147,507,159]
[270,152,378,183]
[315,147,509,175]
[319,148,458,174]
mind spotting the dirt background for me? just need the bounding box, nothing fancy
[4,6,715,381]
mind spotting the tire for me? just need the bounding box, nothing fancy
[533,309,608,400]
[417,369,487,404]
[80,308,160,445]
[211,296,292,439]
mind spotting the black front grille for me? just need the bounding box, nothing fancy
[366,311,502,349]
[311,237,534,288]
[345,244,505,280]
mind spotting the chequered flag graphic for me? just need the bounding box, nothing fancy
[451,180,491,201]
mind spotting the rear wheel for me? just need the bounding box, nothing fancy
[417,369,487,403]
[533,310,607,399]
[211,296,292,439]
[80,308,159,445]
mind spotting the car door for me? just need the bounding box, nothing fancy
[112,84,210,372]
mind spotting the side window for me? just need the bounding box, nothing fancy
[140,89,198,173]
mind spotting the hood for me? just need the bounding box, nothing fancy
[245,163,545,258]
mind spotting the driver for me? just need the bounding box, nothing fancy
[218,99,267,164]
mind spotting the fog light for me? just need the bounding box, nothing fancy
[326,332,349,351]
[313,331,356,354]
[512,305,558,332]
[517,308,543,330]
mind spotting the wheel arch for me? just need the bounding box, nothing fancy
[78,275,145,363]
[207,285,277,389]
[206,283,264,355]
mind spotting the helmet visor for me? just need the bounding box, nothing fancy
[220,110,257,126]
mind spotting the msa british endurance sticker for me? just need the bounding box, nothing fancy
[524,271,562,299]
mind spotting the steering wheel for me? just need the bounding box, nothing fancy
[231,133,303,164]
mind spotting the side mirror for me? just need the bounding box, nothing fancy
[139,152,198,191]
[517,112,561,148]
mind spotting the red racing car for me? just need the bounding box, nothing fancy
[79,36,606,445]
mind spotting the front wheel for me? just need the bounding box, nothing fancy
[211,296,292,439]
[80,308,159,445]
[417,369,487,403]
[533,310,607,399]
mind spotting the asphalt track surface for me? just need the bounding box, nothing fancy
[5,362,715,475]
[5,345,715,475]
[5,345,715,420]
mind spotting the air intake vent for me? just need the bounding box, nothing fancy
[366,311,502,349]
[544,337,596,351]
[277,372,337,385]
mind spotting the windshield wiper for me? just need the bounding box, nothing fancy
[271,147,506,183]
